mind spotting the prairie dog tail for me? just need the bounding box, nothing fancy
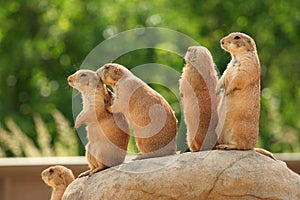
[254,147,276,160]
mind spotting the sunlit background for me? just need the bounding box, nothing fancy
[0,0,300,157]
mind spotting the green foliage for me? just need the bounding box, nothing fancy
[0,0,299,156]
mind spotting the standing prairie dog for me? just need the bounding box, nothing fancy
[216,32,261,150]
[41,165,74,200]
[68,70,129,177]
[96,63,178,160]
[180,46,220,151]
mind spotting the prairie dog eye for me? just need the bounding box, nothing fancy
[49,169,54,173]
[234,36,241,40]
[80,73,87,77]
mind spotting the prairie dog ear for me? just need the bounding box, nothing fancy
[111,65,124,81]
[248,39,256,51]
[114,66,121,75]
[62,174,69,186]
[62,169,74,186]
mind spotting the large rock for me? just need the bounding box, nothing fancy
[63,150,300,200]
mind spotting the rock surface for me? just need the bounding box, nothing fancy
[63,150,300,200]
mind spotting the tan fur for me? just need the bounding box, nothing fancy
[41,165,74,200]
[68,70,130,177]
[97,63,178,160]
[180,46,220,151]
[216,32,261,150]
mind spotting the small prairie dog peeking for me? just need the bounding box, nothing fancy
[68,70,129,177]
[180,46,220,152]
[41,165,74,200]
[97,63,178,160]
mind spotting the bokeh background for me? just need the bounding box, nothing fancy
[1,0,299,157]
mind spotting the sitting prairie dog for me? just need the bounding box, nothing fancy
[96,63,178,160]
[41,165,74,200]
[180,46,220,151]
[216,32,261,150]
[68,70,130,177]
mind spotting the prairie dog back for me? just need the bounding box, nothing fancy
[180,46,219,151]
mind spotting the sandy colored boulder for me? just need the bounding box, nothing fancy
[63,151,300,200]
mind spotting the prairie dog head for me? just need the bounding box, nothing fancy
[185,46,214,67]
[68,70,104,93]
[96,63,129,87]
[41,165,74,188]
[220,32,257,55]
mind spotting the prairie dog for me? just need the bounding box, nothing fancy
[180,46,220,151]
[216,32,261,150]
[68,70,129,177]
[41,165,74,200]
[96,63,178,160]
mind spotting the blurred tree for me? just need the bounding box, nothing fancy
[0,0,299,156]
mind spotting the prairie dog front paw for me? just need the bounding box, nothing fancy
[74,112,85,129]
